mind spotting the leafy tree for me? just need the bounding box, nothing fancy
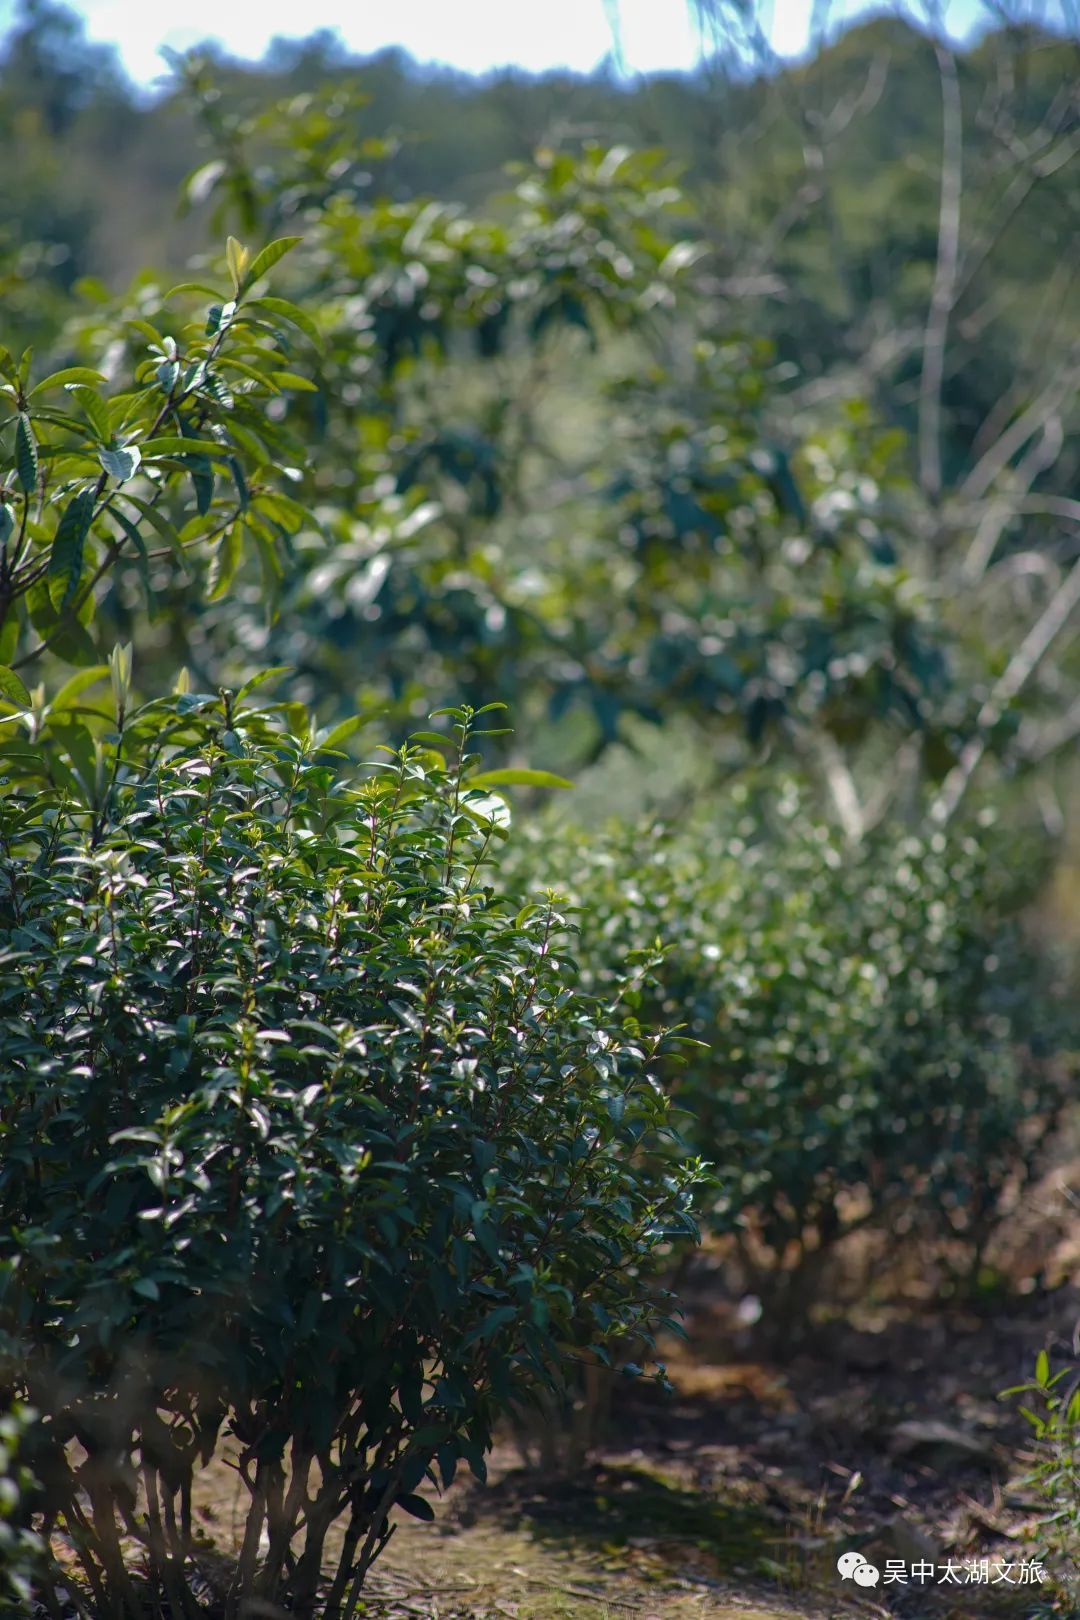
[0,697,702,1615]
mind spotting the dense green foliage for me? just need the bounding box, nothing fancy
[505,790,1074,1326]
[0,236,317,684]
[1,0,1079,1606]
[0,695,700,1616]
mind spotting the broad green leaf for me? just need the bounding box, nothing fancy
[163,281,225,301]
[467,768,573,790]
[256,491,309,531]
[240,235,303,293]
[207,523,243,600]
[99,445,142,483]
[315,714,379,752]
[126,318,165,348]
[48,490,96,613]
[235,666,291,702]
[138,436,235,460]
[271,372,319,393]
[27,568,95,634]
[185,450,214,516]
[15,414,37,494]
[0,502,12,548]
[215,357,280,391]
[29,368,107,396]
[243,297,321,347]
[461,790,511,833]
[0,667,30,708]
[229,456,249,511]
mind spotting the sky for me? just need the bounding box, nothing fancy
[0,0,996,88]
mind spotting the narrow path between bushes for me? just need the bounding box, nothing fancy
[183,1446,864,1620]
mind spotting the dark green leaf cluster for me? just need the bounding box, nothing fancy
[0,698,701,1615]
[0,232,316,677]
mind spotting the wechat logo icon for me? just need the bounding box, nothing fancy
[837,1550,880,1587]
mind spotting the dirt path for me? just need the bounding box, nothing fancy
[185,1448,856,1620]
[354,1514,830,1619]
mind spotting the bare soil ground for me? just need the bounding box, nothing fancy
[152,1274,1078,1620]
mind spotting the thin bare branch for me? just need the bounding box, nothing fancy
[961,415,1066,581]
[931,548,1080,825]
[1022,692,1080,762]
[960,356,1080,503]
[918,39,964,502]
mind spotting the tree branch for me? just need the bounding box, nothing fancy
[930,548,1080,825]
[918,39,964,502]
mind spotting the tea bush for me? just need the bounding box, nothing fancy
[505,782,1073,1328]
[0,695,702,1618]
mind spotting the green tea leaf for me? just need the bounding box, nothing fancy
[65,385,113,443]
[15,414,37,494]
[0,666,30,708]
[240,236,303,293]
[206,523,243,600]
[48,489,96,613]
[29,368,107,396]
[235,666,291,703]
[271,371,319,393]
[138,436,234,461]
[98,445,142,483]
[163,281,225,301]
[243,297,321,347]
